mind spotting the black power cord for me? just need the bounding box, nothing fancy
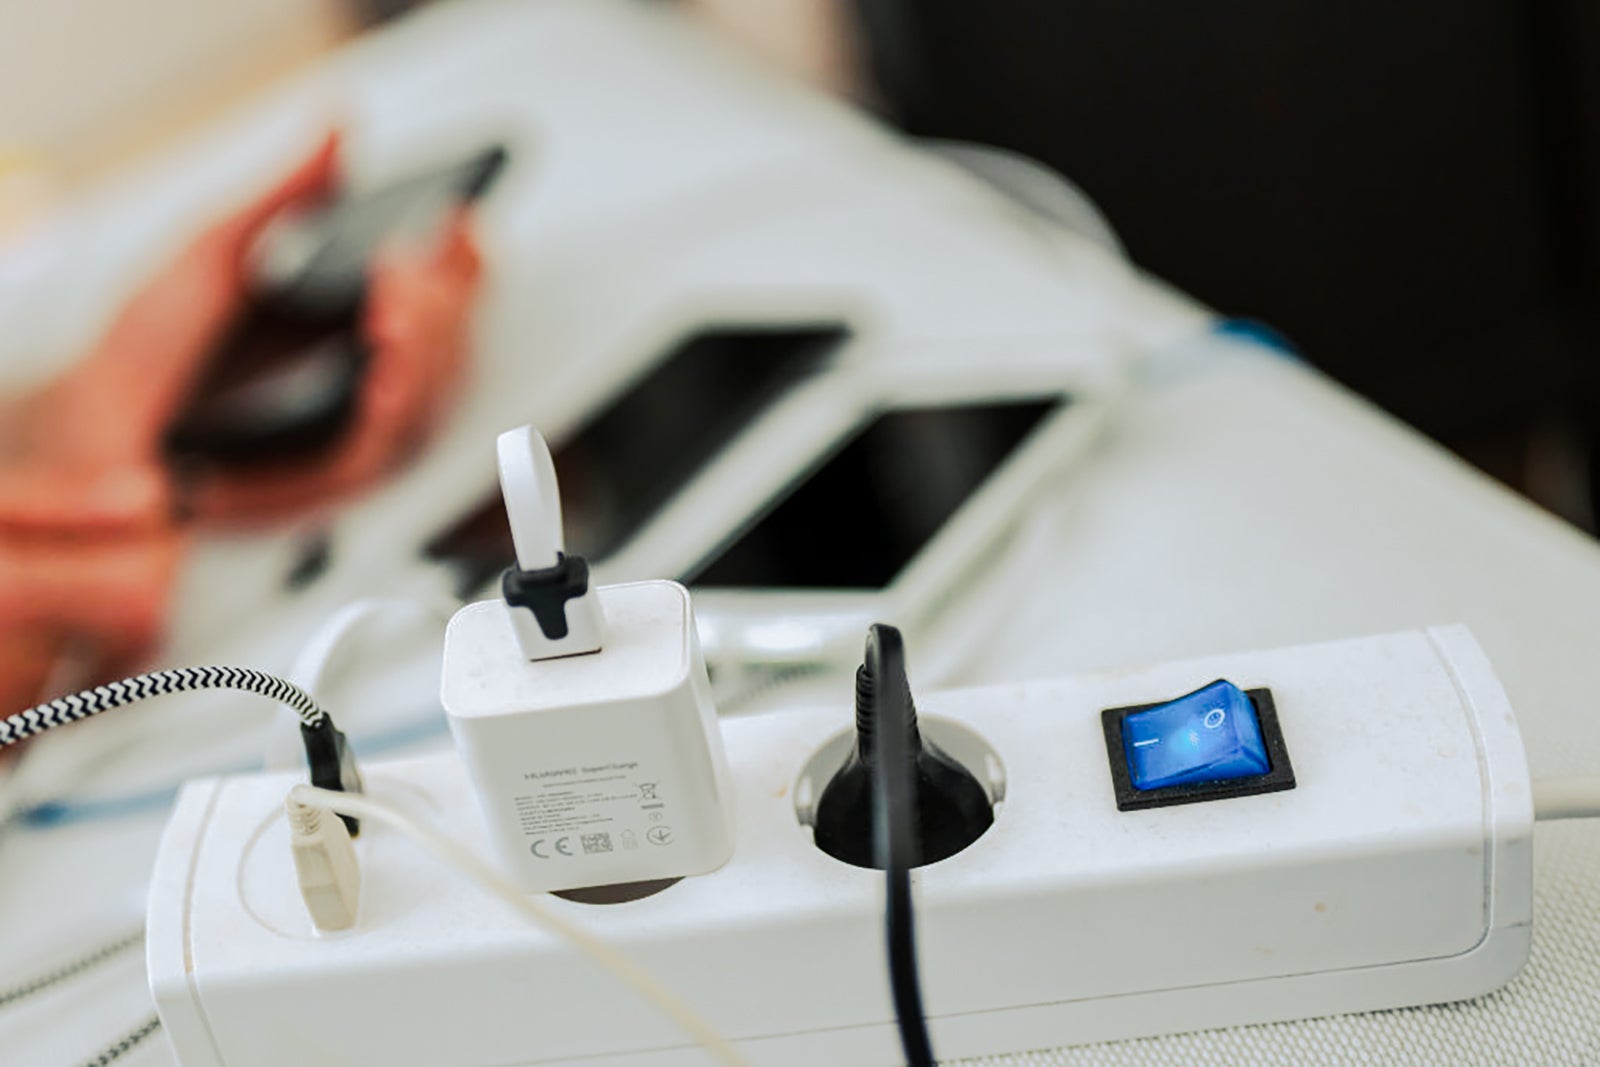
[864,624,937,1067]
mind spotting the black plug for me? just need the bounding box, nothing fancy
[502,553,591,641]
[300,719,364,836]
[811,626,994,869]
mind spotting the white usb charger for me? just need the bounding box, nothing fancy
[441,426,735,894]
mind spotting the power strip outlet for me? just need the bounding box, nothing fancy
[147,626,1533,1066]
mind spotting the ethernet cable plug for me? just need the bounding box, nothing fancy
[812,624,994,868]
[441,425,734,894]
[496,424,604,660]
[286,794,361,932]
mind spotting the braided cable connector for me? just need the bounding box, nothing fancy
[1,665,329,748]
[1,665,361,830]
[78,1014,162,1067]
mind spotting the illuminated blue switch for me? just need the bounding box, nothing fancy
[1122,680,1270,790]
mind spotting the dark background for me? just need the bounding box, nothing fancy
[856,0,1600,529]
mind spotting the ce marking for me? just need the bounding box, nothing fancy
[530,836,576,859]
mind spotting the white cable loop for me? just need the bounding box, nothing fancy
[1532,777,1600,821]
[289,595,457,703]
[288,785,748,1067]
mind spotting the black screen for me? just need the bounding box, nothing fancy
[552,324,847,561]
[688,397,1062,590]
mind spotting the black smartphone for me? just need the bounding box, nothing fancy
[165,144,509,466]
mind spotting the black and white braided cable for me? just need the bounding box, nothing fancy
[0,928,144,1010]
[1,666,328,748]
[78,1014,162,1067]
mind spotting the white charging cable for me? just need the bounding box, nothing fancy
[495,425,605,660]
[290,595,459,701]
[1532,778,1600,821]
[258,594,458,772]
[286,785,749,1067]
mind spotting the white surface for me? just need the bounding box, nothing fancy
[969,341,1600,782]
[443,582,733,892]
[0,0,334,173]
[150,627,1533,1065]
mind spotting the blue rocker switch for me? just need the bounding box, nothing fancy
[1101,680,1295,811]
[1123,680,1268,789]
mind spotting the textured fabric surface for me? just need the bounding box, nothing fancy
[956,822,1600,1066]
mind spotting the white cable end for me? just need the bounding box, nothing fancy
[1531,777,1600,822]
[287,795,362,932]
[503,582,605,661]
[497,425,565,572]
[496,424,604,661]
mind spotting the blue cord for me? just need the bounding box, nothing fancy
[1212,317,1302,360]
[15,709,452,829]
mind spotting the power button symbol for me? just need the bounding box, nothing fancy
[646,826,673,846]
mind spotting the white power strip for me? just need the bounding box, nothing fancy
[147,626,1533,1066]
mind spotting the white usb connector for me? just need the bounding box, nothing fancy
[286,795,362,932]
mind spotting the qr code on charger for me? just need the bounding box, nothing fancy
[581,833,613,854]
